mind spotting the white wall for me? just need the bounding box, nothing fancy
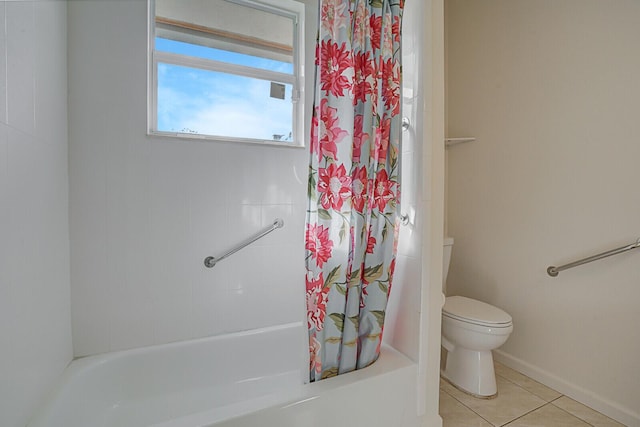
[423,0,446,425]
[446,1,640,425]
[383,0,427,364]
[385,3,446,426]
[384,2,446,426]
[68,0,313,356]
[0,2,72,427]
[68,0,426,367]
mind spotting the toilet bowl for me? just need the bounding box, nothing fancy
[441,296,512,397]
[441,238,513,398]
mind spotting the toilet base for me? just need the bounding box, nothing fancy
[441,347,498,397]
[440,375,497,399]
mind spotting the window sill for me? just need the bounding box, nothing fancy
[147,130,305,148]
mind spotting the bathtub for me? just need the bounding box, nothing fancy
[28,322,419,427]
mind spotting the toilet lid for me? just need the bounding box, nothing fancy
[443,296,512,327]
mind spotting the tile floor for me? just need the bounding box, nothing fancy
[440,362,626,427]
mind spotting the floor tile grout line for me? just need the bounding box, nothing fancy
[497,402,555,427]
[443,386,549,427]
[441,388,496,426]
[444,387,601,427]
[442,368,622,427]
[549,395,564,404]
[441,382,505,425]
[494,367,620,425]
[442,375,553,427]
[548,399,600,427]
[498,403,548,427]
[495,370,563,403]
[549,396,626,426]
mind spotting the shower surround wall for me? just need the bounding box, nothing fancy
[69,0,310,357]
[446,1,640,425]
[0,2,72,427]
[68,0,425,366]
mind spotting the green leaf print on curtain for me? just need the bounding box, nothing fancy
[305,0,405,382]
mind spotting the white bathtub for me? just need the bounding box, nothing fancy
[28,322,419,427]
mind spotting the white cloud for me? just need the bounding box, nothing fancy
[158,64,293,140]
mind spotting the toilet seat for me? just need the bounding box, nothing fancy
[443,296,512,328]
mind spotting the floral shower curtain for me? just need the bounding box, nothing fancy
[305,0,405,382]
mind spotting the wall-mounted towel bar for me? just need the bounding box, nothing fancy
[547,237,640,277]
[204,218,284,268]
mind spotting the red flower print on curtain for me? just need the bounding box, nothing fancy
[305,0,405,382]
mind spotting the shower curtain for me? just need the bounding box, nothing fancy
[305,0,405,382]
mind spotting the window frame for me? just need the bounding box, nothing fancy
[147,0,305,147]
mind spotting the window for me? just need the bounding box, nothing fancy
[148,0,305,146]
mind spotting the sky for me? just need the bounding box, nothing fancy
[156,38,294,141]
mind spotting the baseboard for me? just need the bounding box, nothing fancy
[494,350,639,427]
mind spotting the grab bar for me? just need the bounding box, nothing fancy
[547,237,640,277]
[204,218,284,268]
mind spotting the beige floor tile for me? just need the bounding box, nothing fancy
[441,375,547,426]
[552,396,626,427]
[439,376,462,395]
[440,390,493,427]
[495,362,562,402]
[505,404,592,427]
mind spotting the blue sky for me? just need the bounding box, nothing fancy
[156,38,294,141]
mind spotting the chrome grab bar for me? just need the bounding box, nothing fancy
[204,218,284,268]
[547,237,640,277]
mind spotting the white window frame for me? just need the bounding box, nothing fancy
[147,0,305,147]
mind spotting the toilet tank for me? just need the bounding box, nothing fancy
[443,237,454,293]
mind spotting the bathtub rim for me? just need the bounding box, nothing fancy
[28,322,417,427]
[70,321,305,368]
[148,344,417,427]
[27,322,306,427]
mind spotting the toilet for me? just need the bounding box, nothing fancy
[441,237,513,398]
